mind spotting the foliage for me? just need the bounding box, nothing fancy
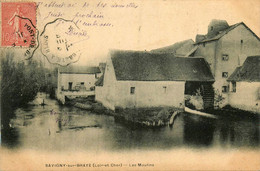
[195,88,202,96]
[157,108,170,122]
[185,88,204,110]
[214,89,225,109]
[1,53,46,109]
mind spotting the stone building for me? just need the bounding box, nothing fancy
[96,50,214,110]
[193,20,260,105]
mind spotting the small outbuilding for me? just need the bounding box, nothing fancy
[56,66,101,104]
[58,66,101,92]
[227,56,260,113]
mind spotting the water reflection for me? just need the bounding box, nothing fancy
[1,127,20,148]
[215,119,259,147]
[1,96,259,151]
[183,115,216,147]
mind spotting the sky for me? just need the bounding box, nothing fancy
[73,0,260,66]
[1,0,260,66]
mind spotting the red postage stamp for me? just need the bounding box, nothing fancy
[1,2,37,47]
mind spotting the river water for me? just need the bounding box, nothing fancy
[1,94,259,152]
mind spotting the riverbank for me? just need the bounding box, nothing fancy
[204,105,260,121]
[64,97,259,127]
[113,107,182,127]
[65,97,183,127]
[2,95,259,168]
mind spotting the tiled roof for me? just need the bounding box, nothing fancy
[195,22,260,44]
[110,50,214,82]
[151,39,195,56]
[95,73,104,86]
[227,56,260,82]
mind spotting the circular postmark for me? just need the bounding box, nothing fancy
[19,16,39,59]
[40,18,89,66]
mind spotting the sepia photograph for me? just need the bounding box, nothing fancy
[0,0,260,170]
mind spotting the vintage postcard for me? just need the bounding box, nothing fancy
[0,0,260,170]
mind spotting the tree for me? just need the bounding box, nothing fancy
[1,53,45,128]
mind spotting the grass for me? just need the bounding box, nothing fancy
[114,107,183,123]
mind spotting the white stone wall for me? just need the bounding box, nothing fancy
[95,86,115,110]
[95,57,117,110]
[214,24,260,94]
[96,81,185,110]
[228,82,260,113]
[194,41,217,75]
[195,24,260,107]
[95,56,185,110]
[114,81,185,109]
[60,73,96,90]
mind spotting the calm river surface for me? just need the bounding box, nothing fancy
[2,94,259,151]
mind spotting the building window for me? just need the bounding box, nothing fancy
[211,26,213,31]
[222,72,228,78]
[81,82,84,85]
[222,54,229,61]
[241,40,243,44]
[68,82,73,90]
[231,82,236,92]
[163,86,167,93]
[130,87,135,94]
[222,86,228,93]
